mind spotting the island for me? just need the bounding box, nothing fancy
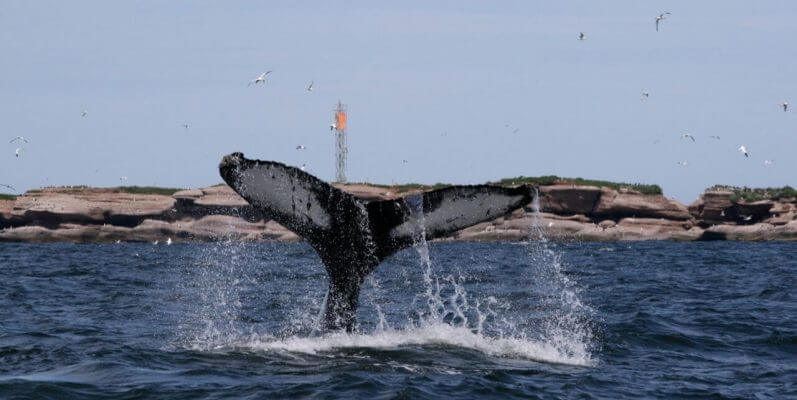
[1,180,796,242]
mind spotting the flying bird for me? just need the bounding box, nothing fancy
[306,81,314,92]
[81,110,88,118]
[655,12,671,32]
[738,145,749,157]
[119,176,128,184]
[9,136,29,144]
[763,159,774,166]
[681,133,695,142]
[641,90,650,101]
[182,123,190,129]
[783,102,789,112]
[0,184,15,192]
[676,161,688,166]
[709,135,721,140]
[300,164,307,171]
[296,145,306,150]
[578,32,586,41]
[248,70,271,87]
[14,148,22,158]
[329,123,337,131]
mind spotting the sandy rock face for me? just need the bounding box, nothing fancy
[592,188,692,220]
[9,188,175,228]
[538,185,602,215]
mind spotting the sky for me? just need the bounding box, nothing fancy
[1,1,795,202]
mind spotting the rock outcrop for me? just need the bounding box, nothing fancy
[2,184,796,243]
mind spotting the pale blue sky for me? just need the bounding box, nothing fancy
[1,1,794,201]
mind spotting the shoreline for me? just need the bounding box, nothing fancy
[1,183,796,243]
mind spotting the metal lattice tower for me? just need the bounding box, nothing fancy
[333,101,348,183]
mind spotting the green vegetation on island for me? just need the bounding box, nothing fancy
[113,186,185,196]
[489,176,663,195]
[0,194,17,201]
[708,185,797,203]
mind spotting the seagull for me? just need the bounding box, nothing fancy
[681,133,695,142]
[166,237,172,245]
[763,159,774,166]
[296,145,306,150]
[742,215,753,221]
[782,102,789,112]
[81,110,88,118]
[512,128,520,134]
[182,123,190,129]
[9,136,29,144]
[709,135,721,140]
[248,70,271,87]
[738,145,749,157]
[306,81,314,92]
[676,161,688,166]
[655,12,671,32]
[300,164,307,171]
[578,32,586,41]
[0,184,15,192]
[119,176,128,184]
[641,90,650,101]
[14,148,22,158]
[329,123,337,130]
[402,159,408,164]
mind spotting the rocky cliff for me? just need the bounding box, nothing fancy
[1,184,796,243]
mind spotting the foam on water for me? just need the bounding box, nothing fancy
[189,323,592,366]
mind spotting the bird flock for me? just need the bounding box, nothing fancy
[575,11,789,170]
[2,10,793,196]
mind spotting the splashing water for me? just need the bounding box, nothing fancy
[176,191,596,366]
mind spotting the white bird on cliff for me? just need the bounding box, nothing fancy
[0,184,15,192]
[680,133,695,142]
[248,70,271,87]
[166,237,172,245]
[782,102,789,112]
[578,32,586,41]
[300,164,307,171]
[655,12,671,32]
[738,145,749,157]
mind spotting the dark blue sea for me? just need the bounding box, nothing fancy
[1,238,795,399]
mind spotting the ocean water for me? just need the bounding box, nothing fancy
[0,238,795,399]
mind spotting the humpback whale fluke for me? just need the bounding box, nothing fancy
[219,152,532,332]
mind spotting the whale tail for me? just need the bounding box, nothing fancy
[219,152,532,331]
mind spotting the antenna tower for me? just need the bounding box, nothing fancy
[332,100,348,183]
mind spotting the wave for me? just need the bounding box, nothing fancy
[186,321,595,367]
